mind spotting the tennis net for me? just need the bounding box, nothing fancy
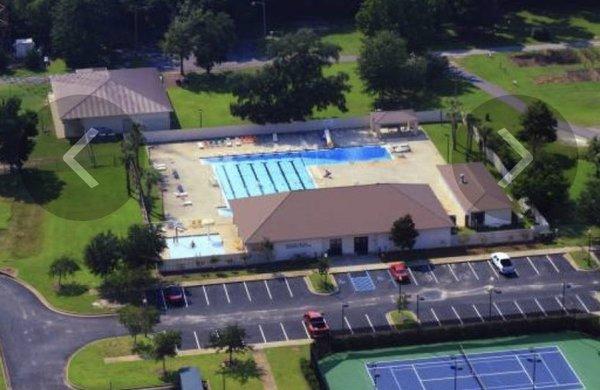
[459,344,486,389]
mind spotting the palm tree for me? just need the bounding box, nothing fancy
[48,256,80,288]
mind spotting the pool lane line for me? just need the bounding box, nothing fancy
[248,163,265,194]
[214,165,234,200]
[276,161,294,190]
[219,164,237,199]
[264,161,287,192]
[289,160,306,189]
[235,163,252,197]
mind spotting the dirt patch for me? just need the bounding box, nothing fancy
[536,68,600,84]
[510,49,580,67]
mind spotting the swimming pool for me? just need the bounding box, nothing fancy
[204,146,391,200]
[166,234,225,259]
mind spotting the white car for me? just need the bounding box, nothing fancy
[491,252,516,275]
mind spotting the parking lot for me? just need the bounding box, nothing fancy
[155,253,600,351]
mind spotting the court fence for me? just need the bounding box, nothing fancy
[311,314,600,388]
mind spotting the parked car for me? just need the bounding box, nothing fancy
[303,311,329,338]
[491,252,516,275]
[389,261,410,282]
[164,285,185,305]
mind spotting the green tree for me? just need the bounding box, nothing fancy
[121,224,167,269]
[48,256,80,288]
[84,231,122,277]
[189,9,236,74]
[230,29,350,124]
[209,324,251,366]
[578,178,600,226]
[586,136,600,177]
[317,257,330,276]
[258,237,274,261]
[512,154,569,218]
[162,12,194,76]
[24,49,44,71]
[450,0,501,33]
[0,97,38,172]
[518,101,558,154]
[152,330,181,375]
[356,0,440,52]
[118,305,161,343]
[390,214,419,250]
[52,0,123,68]
[99,267,157,304]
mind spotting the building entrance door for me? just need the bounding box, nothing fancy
[353,236,369,255]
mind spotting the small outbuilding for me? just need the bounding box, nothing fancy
[370,110,419,137]
[14,38,35,59]
[49,67,173,139]
[438,162,513,229]
[178,366,207,390]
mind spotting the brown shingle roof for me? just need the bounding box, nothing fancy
[438,162,512,213]
[370,110,418,125]
[50,67,172,120]
[231,183,453,244]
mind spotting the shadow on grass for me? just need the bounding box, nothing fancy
[0,169,64,205]
[218,358,263,384]
[182,72,244,94]
[57,282,89,297]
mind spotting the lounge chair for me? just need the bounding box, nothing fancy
[234,138,242,147]
[183,200,193,207]
[197,141,205,149]
[225,138,233,147]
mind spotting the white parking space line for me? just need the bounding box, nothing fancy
[160,288,167,311]
[467,262,480,281]
[514,301,526,318]
[243,282,252,302]
[301,321,310,339]
[280,323,289,341]
[258,324,267,343]
[365,314,376,333]
[193,331,201,349]
[387,269,396,283]
[429,265,439,284]
[534,298,547,316]
[447,264,460,282]
[451,306,463,325]
[202,285,210,306]
[284,278,294,298]
[430,308,442,326]
[527,257,540,276]
[493,303,506,321]
[223,284,231,304]
[575,294,591,313]
[344,316,354,334]
[182,287,189,308]
[472,304,484,322]
[264,280,273,300]
[555,296,568,313]
[487,261,499,278]
[407,267,419,286]
[546,255,560,273]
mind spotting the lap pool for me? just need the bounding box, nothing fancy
[204,145,391,200]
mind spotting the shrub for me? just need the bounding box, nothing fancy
[0,49,9,73]
[531,27,552,42]
[24,49,44,71]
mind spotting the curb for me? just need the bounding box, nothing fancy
[178,247,579,287]
[0,338,11,390]
[0,271,116,319]
[303,273,339,296]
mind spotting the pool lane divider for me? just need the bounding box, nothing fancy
[276,161,293,191]
[248,164,265,195]
[218,165,236,199]
[235,163,251,197]
[289,160,306,189]
[261,162,280,193]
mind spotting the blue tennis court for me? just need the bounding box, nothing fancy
[204,146,391,200]
[366,346,583,390]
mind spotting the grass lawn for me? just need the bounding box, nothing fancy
[458,51,600,126]
[0,355,5,390]
[264,345,316,390]
[7,59,68,78]
[69,337,316,390]
[569,249,598,270]
[320,332,600,390]
[388,310,418,330]
[0,84,142,313]
[307,272,336,294]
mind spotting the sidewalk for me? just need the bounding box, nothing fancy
[179,246,580,288]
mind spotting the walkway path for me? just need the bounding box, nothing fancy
[0,275,124,390]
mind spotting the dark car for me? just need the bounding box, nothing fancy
[164,285,185,305]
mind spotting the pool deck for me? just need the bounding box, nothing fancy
[149,128,462,256]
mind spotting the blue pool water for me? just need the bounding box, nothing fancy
[204,146,390,200]
[166,234,225,259]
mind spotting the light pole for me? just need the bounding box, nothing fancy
[587,228,593,268]
[416,295,425,323]
[487,284,501,321]
[341,303,349,332]
[562,282,571,313]
[198,108,203,128]
[251,1,267,38]
[445,134,450,162]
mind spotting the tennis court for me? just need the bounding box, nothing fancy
[366,346,583,390]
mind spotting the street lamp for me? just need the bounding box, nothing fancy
[445,134,450,162]
[487,284,501,321]
[562,282,572,313]
[251,1,267,38]
[587,228,593,268]
[198,108,203,128]
[416,294,425,323]
[341,303,349,332]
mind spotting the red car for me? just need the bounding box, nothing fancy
[389,262,410,282]
[303,311,329,338]
[164,285,185,305]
